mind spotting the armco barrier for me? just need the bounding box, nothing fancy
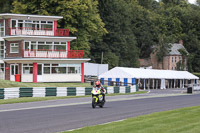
[120,86,126,93]
[57,87,67,96]
[4,88,19,99]
[0,88,4,99]
[67,87,76,96]
[114,87,119,93]
[46,87,57,96]
[20,87,33,97]
[85,87,92,95]
[0,85,137,99]
[76,87,85,96]
[33,87,45,97]
[126,86,131,93]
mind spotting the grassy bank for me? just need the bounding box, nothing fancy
[0,91,146,104]
[0,79,91,88]
[64,106,200,133]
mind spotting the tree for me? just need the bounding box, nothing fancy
[94,0,139,68]
[12,0,107,57]
[161,0,188,5]
[130,5,159,58]
[177,48,188,70]
[197,0,200,5]
[155,35,172,69]
[138,0,158,10]
[0,0,14,13]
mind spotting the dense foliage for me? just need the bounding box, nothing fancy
[0,0,200,71]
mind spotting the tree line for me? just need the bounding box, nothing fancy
[1,0,200,72]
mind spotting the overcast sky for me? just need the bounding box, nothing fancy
[189,0,196,4]
[156,0,196,4]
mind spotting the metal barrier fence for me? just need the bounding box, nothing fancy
[193,84,200,91]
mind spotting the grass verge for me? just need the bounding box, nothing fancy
[0,91,146,104]
[0,96,87,104]
[64,105,200,133]
[0,79,91,88]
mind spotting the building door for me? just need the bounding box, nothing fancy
[11,19,17,28]
[0,63,4,80]
[10,64,19,81]
[37,64,43,82]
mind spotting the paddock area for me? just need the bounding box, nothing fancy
[98,67,199,89]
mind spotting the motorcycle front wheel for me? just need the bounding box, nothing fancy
[92,98,96,108]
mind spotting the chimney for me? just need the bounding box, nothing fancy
[179,40,183,45]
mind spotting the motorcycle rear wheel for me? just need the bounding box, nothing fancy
[99,101,105,108]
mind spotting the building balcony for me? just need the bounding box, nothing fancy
[9,27,70,37]
[23,49,84,58]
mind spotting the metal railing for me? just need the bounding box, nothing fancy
[9,27,70,36]
[23,49,84,58]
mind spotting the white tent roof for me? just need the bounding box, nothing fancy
[98,67,199,80]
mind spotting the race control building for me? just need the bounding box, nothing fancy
[0,13,90,82]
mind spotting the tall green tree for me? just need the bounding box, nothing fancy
[93,0,139,68]
[161,0,188,5]
[0,0,14,13]
[197,0,200,5]
[12,0,107,56]
[129,1,160,58]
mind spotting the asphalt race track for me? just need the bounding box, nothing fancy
[0,91,200,133]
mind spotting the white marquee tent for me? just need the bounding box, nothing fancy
[98,67,199,89]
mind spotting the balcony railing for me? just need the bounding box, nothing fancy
[23,49,84,58]
[54,29,70,36]
[9,27,70,37]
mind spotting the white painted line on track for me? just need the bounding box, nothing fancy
[0,101,90,113]
[0,93,187,113]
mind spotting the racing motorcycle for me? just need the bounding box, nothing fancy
[91,87,105,108]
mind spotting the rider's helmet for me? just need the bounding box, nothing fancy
[95,81,101,88]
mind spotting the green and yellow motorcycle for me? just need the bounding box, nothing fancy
[91,87,105,108]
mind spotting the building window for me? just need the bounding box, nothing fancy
[179,56,181,60]
[175,67,176,70]
[175,57,176,63]
[68,67,75,74]
[25,41,29,50]
[51,64,66,74]
[11,20,16,28]
[52,67,66,74]
[172,57,173,63]
[54,45,66,50]
[10,43,19,53]
[43,64,81,74]
[0,21,4,37]
[26,41,67,51]
[0,41,4,59]
[44,64,50,74]
[11,20,53,30]
[172,67,173,70]
[23,64,33,74]
[67,64,81,74]
[38,45,52,50]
